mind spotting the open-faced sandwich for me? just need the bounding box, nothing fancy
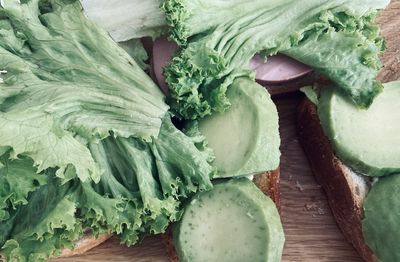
[296,1,400,260]
[298,80,400,262]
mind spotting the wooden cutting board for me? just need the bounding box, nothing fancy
[54,1,400,261]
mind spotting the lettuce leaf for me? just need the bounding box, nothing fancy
[81,0,167,41]
[0,155,47,223]
[1,176,83,262]
[0,1,214,261]
[84,116,213,243]
[283,12,384,108]
[0,0,168,182]
[0,155,48,247]
[118,39,149,70]
[163,0,389,119]
[0,116,214,261]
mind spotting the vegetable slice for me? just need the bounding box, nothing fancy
[363,174,400,262]
[174,178,284,262]
[198,78,280,178]
[318,81,400,176]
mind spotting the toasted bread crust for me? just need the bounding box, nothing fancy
[163,169,281,262]
[59,233,112,258]
[297,99,377,262]
[163,227,180,262]
[253,170,281,211]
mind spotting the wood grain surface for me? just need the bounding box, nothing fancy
[53,1,399,261]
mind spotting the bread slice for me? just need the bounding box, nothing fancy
[0,232,111,260]
[162,169,281,262]
[297,98,377,262]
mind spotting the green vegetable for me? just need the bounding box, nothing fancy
[0,0,169,182]
[363,174,400,262]
[162,0,388,119]
[0,118,214,261]
[118,39,149,70]
[0,0,214,261]
[318,81,400,177]
[2,175,82,261]
[81,0,167,41]
[173,178,285,262]
[81,0,164,70]
[198,77,280,178]
[300,86,319,105]
[0,155,47,225]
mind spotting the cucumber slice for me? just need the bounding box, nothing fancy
[363,174,400,262]
[173,178,284,262]
[198,77,280,178]
[318,81,400,176]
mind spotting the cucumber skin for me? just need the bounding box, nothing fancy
[173,178,285,262]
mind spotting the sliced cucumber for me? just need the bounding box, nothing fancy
[173,178,284,262]
[318,81,400,176]
[198,77,280,178]
[363,174,400,262]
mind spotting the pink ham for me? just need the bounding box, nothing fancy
[152,36,177,95]
[249,54,311,84]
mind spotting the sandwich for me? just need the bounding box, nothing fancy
[0,0,391,261]
[297,80,399,262]
[296,2,399,260]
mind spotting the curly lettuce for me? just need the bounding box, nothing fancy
[0,117,214,261]
[162,0,389,119]
[0,0,214,261]
[0,0,169,182]
[1,176,82,262]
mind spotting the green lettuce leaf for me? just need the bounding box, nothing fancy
[0,154,48,247]
[81,0,167,41]
[0,0,168,182]
[283,12,384,108]
[0,1,214,261]
[118,39,149,70]
[82,116,214,244]
[0,154,47,223]
[163,0,389,119]
[0,104,214,262]
[1,176,83,262]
